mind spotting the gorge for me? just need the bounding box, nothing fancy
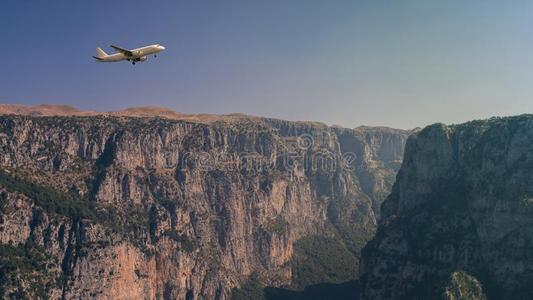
[0,106,409,299]
[3,106,533,300]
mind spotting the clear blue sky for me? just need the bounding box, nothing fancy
[2,0,533,129]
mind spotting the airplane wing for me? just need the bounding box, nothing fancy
[110,45,133,56]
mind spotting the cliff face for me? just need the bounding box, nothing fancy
[360,115,533,300]
[0,114,408,299]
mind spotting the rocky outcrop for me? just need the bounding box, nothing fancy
[443,271,486,300]
[360,115,533,299]
[0,113,409,299]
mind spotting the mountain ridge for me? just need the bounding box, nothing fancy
[0,112,409,299]
[0,104,415,131]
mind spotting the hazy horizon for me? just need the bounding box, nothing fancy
[3,0,533,129]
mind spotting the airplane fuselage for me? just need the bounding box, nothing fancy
[94,44,165,64]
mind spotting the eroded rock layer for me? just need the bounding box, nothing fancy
[0,115,408,299]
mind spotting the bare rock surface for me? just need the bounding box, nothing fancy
[0,109,409,299]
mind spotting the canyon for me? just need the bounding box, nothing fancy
[5,106,532,300]
[0,106,409,299]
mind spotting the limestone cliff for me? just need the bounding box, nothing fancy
[360,115,533,299]
[0,112,408,299]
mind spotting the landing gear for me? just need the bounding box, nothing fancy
[154,54,157,58]
[132,61,136,65]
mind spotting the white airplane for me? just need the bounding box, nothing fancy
[93,44,166,64]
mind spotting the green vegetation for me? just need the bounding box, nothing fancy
[0,242,60,299]
[231,276,360,300]
[0,169,97,221]
[231,274,265,300]
[291,236,358,288]
[0,169,154,254]
[265,280,360,300]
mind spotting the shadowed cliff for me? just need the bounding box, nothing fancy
[361,115,533,300]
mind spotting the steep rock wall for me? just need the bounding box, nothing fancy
[0,115,408,299]
[361,115,533,300]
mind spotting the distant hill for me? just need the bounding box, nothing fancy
[0,104,251,123]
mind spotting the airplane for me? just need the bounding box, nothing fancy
[93,44,166,65]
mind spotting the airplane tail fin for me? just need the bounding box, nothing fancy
[95,47,108,58]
